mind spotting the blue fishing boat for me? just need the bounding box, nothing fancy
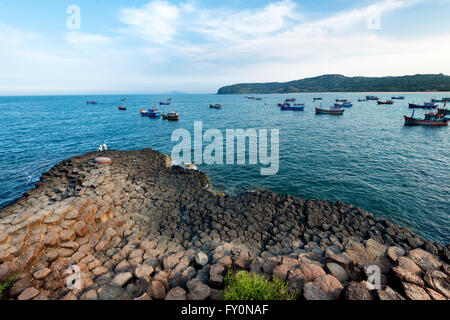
[86,100,98,105]
[409,103,437,109]
[159,101,170,106]
[392,96,405,100]
[366,96,379,100]
[334,102,352,107]
[280,104,304,111]
[140,108,161,117]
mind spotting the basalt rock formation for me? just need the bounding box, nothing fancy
[0,149,448,300]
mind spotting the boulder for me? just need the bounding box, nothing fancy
[186,280,211,300]
[341,281,372,300]
[165,287,187,300]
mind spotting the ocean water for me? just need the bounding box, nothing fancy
[0,93,448,244]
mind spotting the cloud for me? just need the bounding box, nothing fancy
[118,0,179,44]
[65,31,115,45]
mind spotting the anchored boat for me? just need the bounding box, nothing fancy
[209,104,222,109]
[366,96,379,100]
[118,106,127,110]
[377,100,394,105]
[140,108,161,117]
[280,104,304,111]
[334,102,352,107]
[86,100,98,105]
[404,110,448,126]
[392,96,405,100]
[167,111,179,121]
[315,106,344,115]
[409,103,437,109]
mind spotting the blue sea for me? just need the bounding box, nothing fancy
[0,94,448,244]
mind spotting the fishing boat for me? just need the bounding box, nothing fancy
[334,102,352,107]
[209,104,222,109]
[437,107,449,116]
[255,97,262,100]
[377,100,394,105]
[313,98,322,101]
[121,98,127,102]
[358,99,368,102]
[159,101,170,105]
[404,110,448,126]
[391,96,405,100]
[140,108,161,117]
[161,113,169,119]
[366,96,379,100]
[336,99,349,103]
[118,106,127,110]
[280,104,304,111]
[167,111,179,121]
[285,98,296,102]
[409,103,437,109]
[315,106,344,115]
[86,100,98,105]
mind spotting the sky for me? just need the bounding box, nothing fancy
[0,0,450,95]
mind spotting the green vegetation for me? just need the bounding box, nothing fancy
[217,74,450,94]
[0,276,16,299]
[223,270,298,300]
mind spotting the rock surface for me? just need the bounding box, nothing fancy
[0,149,448,300]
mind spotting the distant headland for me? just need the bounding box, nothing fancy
[217,74,450,94]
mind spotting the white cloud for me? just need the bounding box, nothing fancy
[65,31,115,45]
[118,0,179,44]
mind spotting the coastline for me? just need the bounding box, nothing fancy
[0,149,448,300]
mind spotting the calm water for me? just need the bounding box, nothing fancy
[0,94,449,244]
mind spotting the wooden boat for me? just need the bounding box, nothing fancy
[336,99,349,103]
[118,106,127,110]
[404,111,448,126]
[159,102,170,106]
[285,98,296,102]
[315,106,344,115]
[366,96,379,100]
[358,99,368,102]
[86,100,98,104]
[391,96,405,100]
[167,111,179,121]
[280,104,304,111]
[255,98,262,100]
[377,100,394,105]
[334,102,352,107]
[161,113,169,119]
[409,103,437,109]
[313,98,322,101]
[209,104,222,109]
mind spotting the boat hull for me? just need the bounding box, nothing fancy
[280,106,304,111]
[315,107,344,115]
[409,104,437,109]
[404,116,448,126]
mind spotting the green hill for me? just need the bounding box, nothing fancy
[217,74,450,94]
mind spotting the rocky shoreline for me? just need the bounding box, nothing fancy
[0,149,448,300]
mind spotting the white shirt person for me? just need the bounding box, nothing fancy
[103,143,108,151]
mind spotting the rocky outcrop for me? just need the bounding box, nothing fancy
[0,149,448,300]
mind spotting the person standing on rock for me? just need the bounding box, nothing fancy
[103,143,108,151]
[98,145,103,152]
